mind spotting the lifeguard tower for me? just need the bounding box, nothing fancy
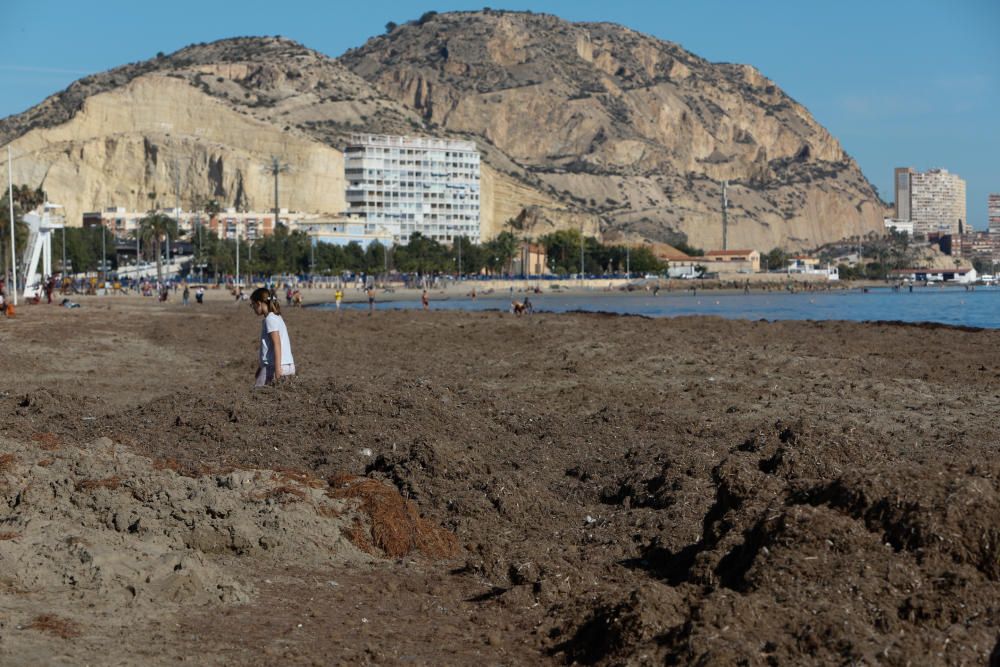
[21,202,64,300]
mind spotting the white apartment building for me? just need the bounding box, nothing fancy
[894,167,967,236]
[989,193,1000,235]
[344,133,481,244]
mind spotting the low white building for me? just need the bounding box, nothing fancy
[292,217,393,249]
[884,218,914,236]
[787,257,840,281]
[889,267,977,284]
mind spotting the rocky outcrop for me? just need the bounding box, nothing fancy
[3,75,345,225]
[342,11,888,249]
[1,17,888,250]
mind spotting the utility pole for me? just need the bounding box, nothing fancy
[7,146,16,305]
[457,236,462,279]
[722,180,729,251]
[626,244,630,279]
[579,226,585,281]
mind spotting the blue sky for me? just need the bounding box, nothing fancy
[1,0,997,227]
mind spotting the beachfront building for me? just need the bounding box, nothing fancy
[787,256,840,281]
[700,249,760,273]
[83,206,311,241]
[82,207,147,238]
[889,267,977,284]
[510,242,548,276]
[893,167,967,237]
[989,193,1000,235]
[344,134,481,245]
[293,217,394,249]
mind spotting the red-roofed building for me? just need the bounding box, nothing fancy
[701,249,760,272]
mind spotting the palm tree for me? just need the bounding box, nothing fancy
[139,212,178,283]
[262,156,290,226]
[204,199,222,221]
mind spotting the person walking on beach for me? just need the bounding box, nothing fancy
[335,288,343,311]
[421,289,429,311]
[182,284,190,306]
[367,286,375,316]
[195,286,205,304]
[250,287,295,387]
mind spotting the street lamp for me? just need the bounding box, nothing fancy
[100,224,106,283]
[235,222,240,293]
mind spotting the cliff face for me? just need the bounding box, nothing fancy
[341,11,887,248]
[1,16,886,250]
[3,75,345,225]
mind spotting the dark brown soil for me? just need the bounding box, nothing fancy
[2,298,1000,664]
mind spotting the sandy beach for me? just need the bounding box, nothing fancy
[1,295,999,664]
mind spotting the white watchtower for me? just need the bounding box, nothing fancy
[21,203,64,300]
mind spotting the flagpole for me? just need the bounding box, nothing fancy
[8,146,16,305]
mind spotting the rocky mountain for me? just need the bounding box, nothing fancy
[0,11,887,250]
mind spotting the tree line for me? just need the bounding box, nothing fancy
[3,188,667,281]
[53,223,666,280]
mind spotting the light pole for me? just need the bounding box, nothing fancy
[101,224,106,283]
[626,244,630,279]
[309,228,315,277]
[579,226,585,281]
[7,146,17,305]
[247,237,256,288]
[235,222,240,293]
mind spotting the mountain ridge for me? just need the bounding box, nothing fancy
[0,12,886,250]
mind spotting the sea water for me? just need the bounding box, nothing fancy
[314,285,1000,329]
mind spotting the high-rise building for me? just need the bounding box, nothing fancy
[893,167,966,236]
[989,193,1000,235]
[894,167,914,222]
[344,134,481,245]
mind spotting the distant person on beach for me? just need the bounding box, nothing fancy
[421,289,430,311]
[367,287,375,316]
[182,284,190,306]
[250,287,295,387]
[195,287,205,304]
[335,289,343,310]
